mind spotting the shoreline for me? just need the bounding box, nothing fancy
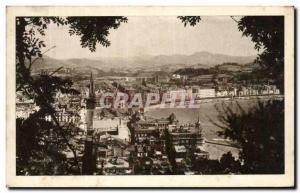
[145,94,284,111]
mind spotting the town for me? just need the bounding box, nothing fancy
[16,66,282,175]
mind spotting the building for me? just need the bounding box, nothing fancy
[174,145,187,158]
[135,126,159,142]
[192,87,216,98]
[194,145,209,159]
[102,158,132,175]
[136,118,170,128]
[82,72,97,175]
[93,118,130,141]
[50,109,80,124]
[165,88,193,102]
[169,118,205,148]
[16,101,36,119]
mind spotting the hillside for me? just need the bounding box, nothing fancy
[32,51,257,72]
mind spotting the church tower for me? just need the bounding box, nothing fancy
[195,116,203,134]
[82,72,96,175]
[86,72,95,136]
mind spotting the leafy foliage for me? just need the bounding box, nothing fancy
[191,152,240,174]
[178,16,201,27]
[16,114,69,175]
[237,16,284,91]
[173,66,230,77]
[233,69,267,84]
[179,16,285,174]
[219,151,241,174]
[215,100,284,174]
[67,17,128,51]
[16,16,128,175]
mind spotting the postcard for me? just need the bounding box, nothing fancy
[6,6,294,187]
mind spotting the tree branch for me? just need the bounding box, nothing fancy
[29,46,56,71]
[230,16,239,23]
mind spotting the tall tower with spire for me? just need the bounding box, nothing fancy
[194,116,205,145]
[82,72,96,175]
[195,116,203,135]
[86,72,95,136]
[88,72,95,99]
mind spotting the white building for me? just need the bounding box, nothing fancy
[93,118,130,141]
[195,88,216,98]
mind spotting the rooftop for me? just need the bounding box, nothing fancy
[104,158,130,169]
[174,145,187,153]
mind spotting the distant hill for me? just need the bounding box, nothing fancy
[150,51,256,67]
[214,62,260,72]
[32,51,257,72]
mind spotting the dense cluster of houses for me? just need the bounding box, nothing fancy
[123,113,209,174]
[16,70,282,175]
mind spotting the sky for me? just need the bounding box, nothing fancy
[43,16,258,59]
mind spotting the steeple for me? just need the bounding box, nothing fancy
[195,116,202,133]
[83,72,96,175]
[86,72,95,110]
[89,72,95,98]
[196,116,201,125]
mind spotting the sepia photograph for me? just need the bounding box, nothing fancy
[6,6,294,187]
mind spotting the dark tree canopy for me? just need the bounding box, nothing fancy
[17,114,69,175]
[191,151,241,174]
[178,16,201,27]
[237,16,284,91]
[67,17,128,51]
[178,16,285,174]
[215,100,284,174]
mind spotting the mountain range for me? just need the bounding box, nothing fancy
[33,51,257,72]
